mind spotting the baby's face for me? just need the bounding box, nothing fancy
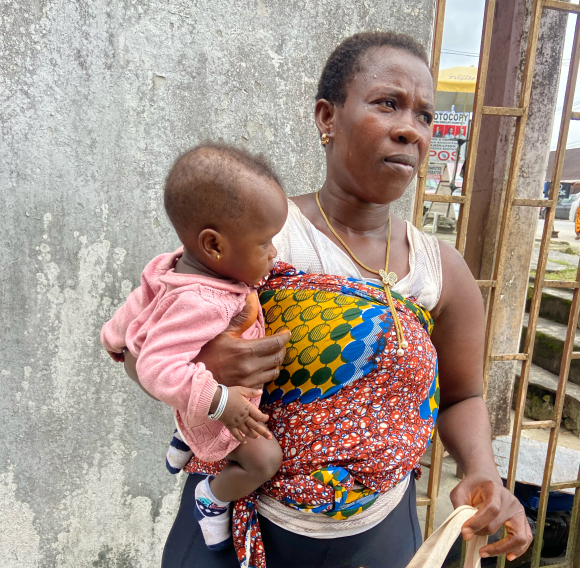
[220,179,288,285]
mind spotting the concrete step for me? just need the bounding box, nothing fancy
[530,247,579,273]
[526,285,576,327]
[521,314,580,386]
[515,364,580,436]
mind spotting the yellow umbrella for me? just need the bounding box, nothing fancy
[437,66,477,93]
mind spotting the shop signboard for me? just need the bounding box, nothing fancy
[543,181,572,200]
[427,164,446,181]
[432,111,469,139]
[429,111,469,165]
[429,139,459,164]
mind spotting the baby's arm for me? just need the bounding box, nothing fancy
[101,286,144,361]
[136,292,234,417]
[138,292,272,438]
[216,385,273,442]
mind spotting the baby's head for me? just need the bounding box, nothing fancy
[164,143,288,285]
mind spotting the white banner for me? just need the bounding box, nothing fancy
[429,139,459,164]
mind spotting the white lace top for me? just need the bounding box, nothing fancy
[257,199,443,538]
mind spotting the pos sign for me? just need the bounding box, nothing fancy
[429,111,468,164]
[429,139,458,164]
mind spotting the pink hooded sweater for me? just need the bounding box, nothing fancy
[101,247,264,461]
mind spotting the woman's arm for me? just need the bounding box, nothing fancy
[191,297,290,388]
[123,298,290,397]
[432,243,532,561]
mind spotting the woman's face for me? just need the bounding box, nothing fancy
[325,46,434,204]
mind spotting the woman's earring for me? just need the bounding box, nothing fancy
[216,254,221,260]
[321,133,330,145]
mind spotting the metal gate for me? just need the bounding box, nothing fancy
[414,1,580,566]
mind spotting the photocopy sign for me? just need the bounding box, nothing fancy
[430,111,469,164]
[432,111,469,139]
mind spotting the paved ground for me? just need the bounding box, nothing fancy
[536,218,578,244]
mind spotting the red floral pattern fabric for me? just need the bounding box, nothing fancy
[184,264,438,567]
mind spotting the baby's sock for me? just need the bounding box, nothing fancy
[166,429,193,474]
[194,476,232,551]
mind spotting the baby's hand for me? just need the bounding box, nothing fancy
[219,386,273,444]
[107,350,125,363]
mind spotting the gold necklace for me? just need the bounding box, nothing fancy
[315,191,408,356]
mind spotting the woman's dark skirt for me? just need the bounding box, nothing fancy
[162,473,421,568]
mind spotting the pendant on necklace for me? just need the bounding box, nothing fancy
[378,269,398,287]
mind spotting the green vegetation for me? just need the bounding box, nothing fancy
[530,267,578,281]
[545,267,579,280]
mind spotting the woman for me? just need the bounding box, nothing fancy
[126,32,532,567]
[570,193,580,239]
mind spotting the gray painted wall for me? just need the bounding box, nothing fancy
[0,1,434,565]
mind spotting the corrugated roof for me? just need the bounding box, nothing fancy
[546,148,580,182]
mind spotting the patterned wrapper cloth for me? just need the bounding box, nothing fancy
[184,262,439,568]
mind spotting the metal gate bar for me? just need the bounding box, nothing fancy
[423,427,445,536]
[479,0,544,403]
[524,6,580,566]
[413,0,446,231]
[414,0,580,564]
[414,0,447,539]
[455,0,499,257]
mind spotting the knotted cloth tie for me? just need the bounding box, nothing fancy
[406,505,488,568]
[285,467,380,519]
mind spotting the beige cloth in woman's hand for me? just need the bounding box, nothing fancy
[406,506,488,568]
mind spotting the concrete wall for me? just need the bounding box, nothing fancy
[0,2,434,565]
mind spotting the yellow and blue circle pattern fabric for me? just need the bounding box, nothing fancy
[260,287,393,405]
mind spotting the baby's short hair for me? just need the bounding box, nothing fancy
[164,142,281,235]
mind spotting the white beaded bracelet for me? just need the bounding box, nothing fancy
[208,385,229,420]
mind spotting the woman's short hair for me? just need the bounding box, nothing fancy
[316,31,429,105]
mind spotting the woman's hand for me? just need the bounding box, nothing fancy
[192,297,290,389]
[451,475,533,561]
[437,397,533,560]
[123,297,290,395]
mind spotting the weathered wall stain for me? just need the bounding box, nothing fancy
[0,1,433,565]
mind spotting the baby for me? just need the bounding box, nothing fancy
[101,143,287,550]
